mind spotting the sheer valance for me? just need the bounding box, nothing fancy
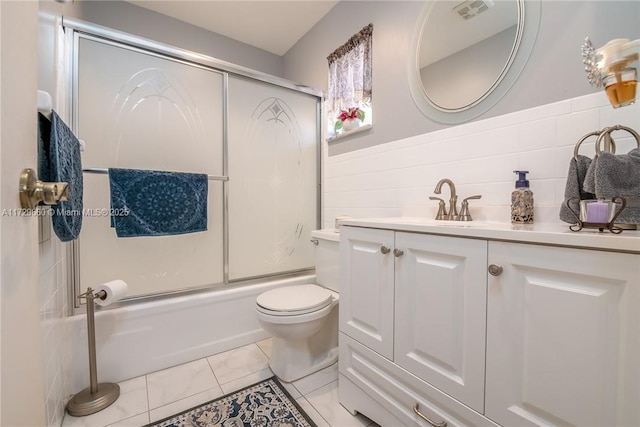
[327,24,373,137]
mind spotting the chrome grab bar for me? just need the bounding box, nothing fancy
[82,168,229,181]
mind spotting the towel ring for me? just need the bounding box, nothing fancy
[573,129,616,160]
[595,125,640,155]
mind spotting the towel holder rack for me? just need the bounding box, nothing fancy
[37,90,53,120]
[82,168,229,182]
[37,90,86,151]
[573,128,616,160]
[595,125,640,154]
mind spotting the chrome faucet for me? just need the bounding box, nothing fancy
[433,178,458,220]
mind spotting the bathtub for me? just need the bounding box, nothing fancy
[65,274,314,393]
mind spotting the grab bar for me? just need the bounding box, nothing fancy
[82,168,229,181]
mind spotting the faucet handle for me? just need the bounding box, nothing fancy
[459,195,482,221]
[429,196,448,220]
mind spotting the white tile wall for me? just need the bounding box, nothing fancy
[40,218,71,427]
[39,12,73,426]
[323,93,640,228]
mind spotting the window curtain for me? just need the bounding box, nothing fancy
[327,24,373,128]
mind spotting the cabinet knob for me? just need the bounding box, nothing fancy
[488,264,503,276]
[380,246,391,254]
[393,248,404,257]
[310,239,319,245]
[413,403,447,427]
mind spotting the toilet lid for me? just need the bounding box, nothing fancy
[257,284,333,315]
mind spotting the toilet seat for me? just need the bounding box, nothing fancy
[257,284,333,316]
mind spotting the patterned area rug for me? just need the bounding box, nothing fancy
[145,377,317,427]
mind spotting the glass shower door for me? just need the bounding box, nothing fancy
[227,76,319,280]
[76,36,225,297]
[71,28,321,301]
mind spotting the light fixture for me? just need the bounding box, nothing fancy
[452,0,495,20]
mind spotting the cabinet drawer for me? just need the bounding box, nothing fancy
[339,333,498,427]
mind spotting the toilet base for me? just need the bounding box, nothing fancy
[257,290,339,383]
[269,339,338,383]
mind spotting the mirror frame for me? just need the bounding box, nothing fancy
[408,0,541,124]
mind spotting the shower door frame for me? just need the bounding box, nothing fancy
[63,18,323,309]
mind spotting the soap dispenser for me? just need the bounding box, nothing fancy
[511,170,534,224]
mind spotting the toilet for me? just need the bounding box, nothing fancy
[256,229,340,382]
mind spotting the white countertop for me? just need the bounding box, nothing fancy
[340,217,640,254]
[311,229,340,242]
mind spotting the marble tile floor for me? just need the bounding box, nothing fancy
[62,338,378,427]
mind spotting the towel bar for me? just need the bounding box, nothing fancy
[37,90,52,119]
[595,125,640,154]
[82,168,229,181]
[573,129,616,160]
[38,90,85,151]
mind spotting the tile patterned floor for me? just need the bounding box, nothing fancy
[62,338,377,427]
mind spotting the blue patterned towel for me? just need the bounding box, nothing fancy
[38,111,83,242]
[108,168,208,237]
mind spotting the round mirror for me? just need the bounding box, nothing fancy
[408,0,541,124]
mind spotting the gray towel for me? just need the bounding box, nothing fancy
[560,155,594,223]
[583,148,640,223]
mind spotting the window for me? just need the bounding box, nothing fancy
[327,23,373,139]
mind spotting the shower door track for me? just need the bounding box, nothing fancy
[63,18,323,311]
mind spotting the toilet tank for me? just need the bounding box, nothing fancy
[311,229,340,292]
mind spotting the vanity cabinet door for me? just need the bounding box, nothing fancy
[485,242,640,427]
[340,226,395,360]
[394,232,488,413]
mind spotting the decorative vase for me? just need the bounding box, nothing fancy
[341,118,362,132]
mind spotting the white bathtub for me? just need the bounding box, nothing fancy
[66,274,314,393]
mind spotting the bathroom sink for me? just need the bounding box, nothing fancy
[372,217,492,229]
[431,220,490,228]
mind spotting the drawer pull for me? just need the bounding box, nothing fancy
[413,403,447,427]
[310,239,319,245]
[393,248,404,257]
[488,264,503,276]
[380,246,391,254]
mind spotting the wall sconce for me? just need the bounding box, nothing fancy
[582,37,639,108]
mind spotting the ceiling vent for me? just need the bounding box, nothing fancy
[453,0,495,20]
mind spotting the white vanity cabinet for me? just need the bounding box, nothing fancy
[340,225,490,423]
[339,223,640,427]
[485,241,640,427]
